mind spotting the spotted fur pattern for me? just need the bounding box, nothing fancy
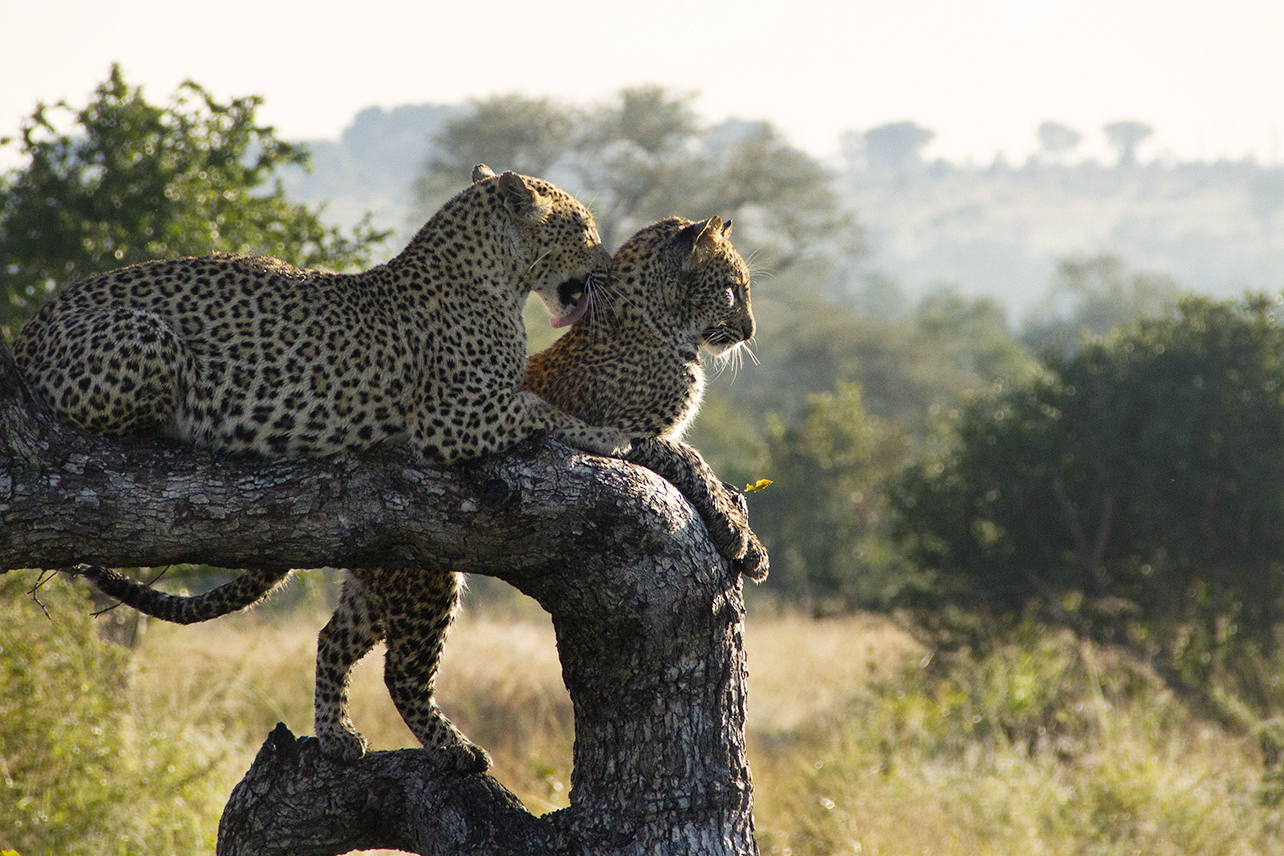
[15,166,630,462]
[69,215,766,771]
[526,215,768,579]
[21,167,629,771]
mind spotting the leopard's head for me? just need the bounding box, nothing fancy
[472,164,611,328]
[608,216,755,359]
[679,216,755,357]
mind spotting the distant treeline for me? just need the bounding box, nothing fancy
[281,105,1284,320]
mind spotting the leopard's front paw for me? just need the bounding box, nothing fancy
[703,482,753,561]
[733,532,770,583]
[567,426,632,458]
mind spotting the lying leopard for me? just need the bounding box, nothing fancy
[18,165,630,771]
[15,164,629,462]
[75,215,767,770]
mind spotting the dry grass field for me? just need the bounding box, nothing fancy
[6,576,1284,854]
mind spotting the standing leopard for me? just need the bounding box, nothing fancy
[17,165,630,772]
[74,215,767,770]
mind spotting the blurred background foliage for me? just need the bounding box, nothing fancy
[7,68,1284,853]
[894,294,1284,710]
[0,64,389,340]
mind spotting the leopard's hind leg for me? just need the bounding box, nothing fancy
[314,572,384,761]
[377,567,490,772]
[16,306,184,436]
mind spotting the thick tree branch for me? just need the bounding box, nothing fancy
[1,334,680,579]
[217,724,554,856]
[1,339,758,855]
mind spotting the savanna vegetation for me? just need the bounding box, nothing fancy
[5,69,1284,854]
[7,579,1284,855]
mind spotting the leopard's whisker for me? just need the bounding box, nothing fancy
[743,249,776,282]
[603,276,645,317]
[710,345,743,382]
[585,285,611,343]
[527,249,553,275]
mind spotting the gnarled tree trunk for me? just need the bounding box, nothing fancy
[0,339,757,855]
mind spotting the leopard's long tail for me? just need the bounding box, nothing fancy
[74,565,293,625]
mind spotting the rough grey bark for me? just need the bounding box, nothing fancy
[0,339,758,855]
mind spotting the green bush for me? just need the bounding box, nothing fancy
[747,383,917,611]
[0,65,389,339]
[0,576,226,855]
[895,294,1284,702]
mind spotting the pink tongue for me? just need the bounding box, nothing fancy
[550,294,590,328]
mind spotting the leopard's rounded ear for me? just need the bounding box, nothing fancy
[678,216,723,249]
[721,219,733,237]
[472,164,496,184]
[676,219,702,248]
[697,216,724,247]
[498,171,552,223]
[679,216,725,268]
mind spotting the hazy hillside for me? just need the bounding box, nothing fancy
[277,103,459,242]
[284,105,1284,316]
[849,157,1284,317]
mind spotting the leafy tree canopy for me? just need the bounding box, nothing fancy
[1037,121,1083,158]
[707,285,1036,443]
[748,382,916,612]
[1103,119,1154,167]
[0,64,390,338]
[413,86,862,269]
[841,121,936,173]
[690,286,1036,612]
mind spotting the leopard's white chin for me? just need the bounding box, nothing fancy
[702,340,741,359]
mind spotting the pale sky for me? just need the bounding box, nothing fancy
[3,0,1283,166]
